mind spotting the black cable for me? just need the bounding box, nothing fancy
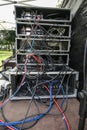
[1,107,39,130]
[27,66,69,109]
[19,74,39,130]
[0,95,39,130]
[19,69,70,121]
[1,10,72,130]
[0,63,40,130]
[61,69,74,111]
[28,65,65,106]
[0,68,71,129]
[17,20,67,72]
[19,101,38,130]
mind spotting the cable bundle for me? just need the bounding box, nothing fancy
[0,73,71,130]
[0,5,79,130]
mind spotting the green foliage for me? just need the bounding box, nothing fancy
[0,50,12,70]
[0,30,15,50]
[5,30,15,43]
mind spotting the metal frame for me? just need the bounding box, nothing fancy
[11,5,79,100]
[16,37,71,52]
[15,5,71,22]
[9,68,79,100]
[16,21,71,38]
[16,53,69,65]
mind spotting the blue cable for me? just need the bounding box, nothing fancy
[9,126,19,130]
[0,82,53,127]
[0,82,26,130]
[59,85,65,108]
[30,31,37,52]
[58,84,68,130]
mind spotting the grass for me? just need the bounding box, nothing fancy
[0,50,12,70]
